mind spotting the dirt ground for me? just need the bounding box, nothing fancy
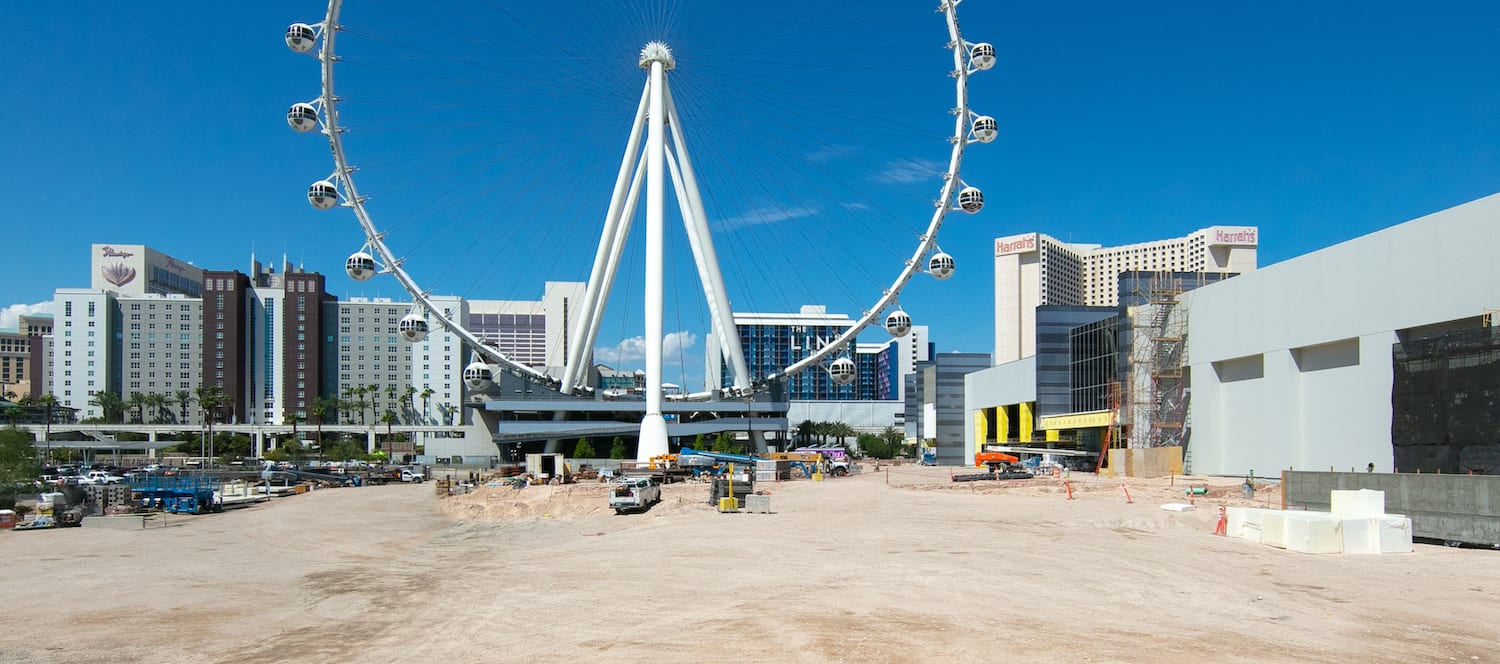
[2,467,1497,663]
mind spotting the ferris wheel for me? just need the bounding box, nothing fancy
[282,1,998,458]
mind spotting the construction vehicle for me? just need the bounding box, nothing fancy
[608,476,661,514]
[676,447,765,479]
[793,447,854,476]
[132,474,223,514]
[363,466,425,485]
[766,451,824,479]
[920,447,938,466]
[975,451,1024,472]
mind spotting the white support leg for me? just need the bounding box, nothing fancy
[637,59,670,461]
[560,81,651,394]
[581,153,648,378]
[665,88,753,394]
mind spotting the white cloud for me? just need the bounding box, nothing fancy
[595,330,698,364]
[840,202,871,211]
[0,301,52,330]
[807,144,860,163]
[876,158,944,184]
[718,205,818,231]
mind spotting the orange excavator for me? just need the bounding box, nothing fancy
[974,451,1023,472]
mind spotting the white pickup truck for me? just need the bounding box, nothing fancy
[607,476,661,514]
[77,470,127,485]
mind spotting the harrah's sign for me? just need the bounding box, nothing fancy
[1211,227,1257,245]
[995,233,1038,257]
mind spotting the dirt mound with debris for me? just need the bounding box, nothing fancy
[440,481,715,522]
[901,474,1282,508]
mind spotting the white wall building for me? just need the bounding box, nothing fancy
[467,281,585,372]
[1182,195,1500,476]
[90,243,202,297]
[50,289,116,419]
[993,226,1258,365]
[414,295,468,425]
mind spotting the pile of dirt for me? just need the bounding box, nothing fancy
[439,481,720,522]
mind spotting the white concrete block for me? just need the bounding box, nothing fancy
[1261,511,1288,549]
[1238,507,1269,543]
[1376,515,1413,554]
[1339,517,1381,554]
[1226,507,1265,539]
[1330,489,1386,517]
[1284,513,1344,554]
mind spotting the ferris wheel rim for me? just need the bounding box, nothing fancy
[298,0,992,394]
[766,0,985,386]
[315,0,554,386]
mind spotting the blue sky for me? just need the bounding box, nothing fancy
[3,2,1499,388]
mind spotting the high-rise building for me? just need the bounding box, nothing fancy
[1,314,51,399]
[90,244,203,297]
[120,294,201,422]
[706,305,859,400]
[993,226,1258,365]
[912,352,992,464]
[331,296,413,420]
[50,289,117,419]
[410,296,468,431]
[467,281,586,372]
[29,334,53,399]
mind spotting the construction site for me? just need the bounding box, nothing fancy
[2,463,1497,663]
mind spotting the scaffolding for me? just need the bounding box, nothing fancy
[1126,272,1190,448]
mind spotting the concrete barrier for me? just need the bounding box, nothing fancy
[1283,471,1500,546]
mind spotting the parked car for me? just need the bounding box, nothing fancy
[77,470,127,485]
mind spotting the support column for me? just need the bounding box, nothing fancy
[637,51,670,462]
[367,429,377,455]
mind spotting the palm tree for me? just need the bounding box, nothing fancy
[381,409,398,441]
[367,384,380,424]
[310,397,335,447]
[419,387,434,424]
[89,391,125,424]
[175,389,193,424]
[402,385,417,423]
[195,386,228,464]
[795,420,816,446]
[5,405,22,426]
[339,387,356,423]
[830,422,856,448]
[350,387,367,425]
[39,393,58,462]
[814,421,834,445]
[127,391,148,424]
[287,411,304,449]
[880,426,904,453]
[145,393,169,424]
[436,402,457,426]
[2,389,16,403]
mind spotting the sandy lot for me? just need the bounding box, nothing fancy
[2,468,1497,663]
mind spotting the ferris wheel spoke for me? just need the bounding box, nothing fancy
[282,1,999,437]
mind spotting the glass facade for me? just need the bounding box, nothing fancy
[1069,316,1122,413]
[722,322,862,400]
[1034,306,1118,418]
[148,265,202,297]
